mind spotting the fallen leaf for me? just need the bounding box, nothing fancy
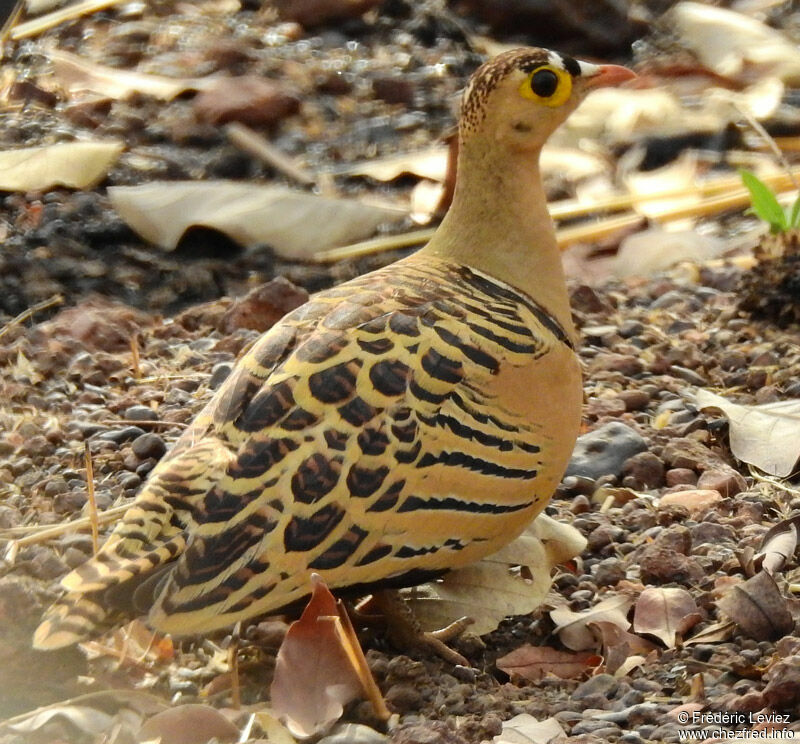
[48,48,213,100]
[251,710,299,744]
[194,76,300,126]
[406,514,586,635]
[747,515,800,576]
[614,227,726,279]
[550,594,635,651]
[669,1,800,82]
[0,140,123,191]
[137,705,239,744]
[695,389,800,477]
[270,575,387,738]
[492,713,565,744]
[109,181,406,259]
[633,587,702,648]
[496,645,600,682]
[343,147,449,182]
[587,620,659,674]
[614,654,647,677]
[717,570,794,640]
[684,620,736,646]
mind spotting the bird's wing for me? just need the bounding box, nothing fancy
[146,257,573,635]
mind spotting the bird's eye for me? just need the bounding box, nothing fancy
[531,69,558,98]
[519,65,572,107]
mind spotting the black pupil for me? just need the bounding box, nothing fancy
[531,69,559,98]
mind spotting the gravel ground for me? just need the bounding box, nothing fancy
[1,1,800,743]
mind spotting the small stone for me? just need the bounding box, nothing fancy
[274,0,381,26]
[617,389,650,411]
[696,468,746,497]
[98,426,146,445]
[124,405,158,422]
[194,76,300,126]
[654,525,691,554]
[569,494,591,514]
[53,491,87,514]
[573,673,620,700]
[317,723,387,744]
[131,433,167,460]
[691,521,735,545]
[221,277,309,333]
[385,683,424,712]
[639,545,704,584]
[595,557,626,586]
[622,451,665,489]
[587,524,625,551]
[659,489,722,514]
[210,363,232,389]
[665,468,697,487]
[566,422,648,480]
[43,477,69,498]
[591,352,644,377]
[373,77,416,106]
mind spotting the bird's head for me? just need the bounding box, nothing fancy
[460,47,636,151]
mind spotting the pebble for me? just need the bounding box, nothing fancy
[665,468,697,486]
[209,362,232,389]
[617,389,650,411]
[622,451,665,489]
[573,674,619,700]
[124,404,159,422]
[97,426,146,444]
[566,422,648,480]
[131,432,167,460]
[696,468,746,497]
[385,683,423,712]
[639,545,704,584]
[594,557,626,586]
[659,489,722,514]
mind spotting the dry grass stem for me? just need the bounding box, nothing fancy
[226,122,316,187]
[130,334,142,381]
[84,441,99,555]
[10,0,127,39]
[0,293,62,341]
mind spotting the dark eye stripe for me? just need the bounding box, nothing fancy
[531,68,558,98]
[559,53,581,77]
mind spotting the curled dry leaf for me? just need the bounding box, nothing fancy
[717,570,794,641]
[48,48,213,100]
[136,705,239,744]
[633,587,702,648]
[496,645,601,682]
[695,389,800,477]
[684,620,736,646]
[587,620,659,675]
[550,593,634,651]
[492,713,565,744]
[0,141,123,192]
[746,515,800,576]
[270,575,386,738]
[406,514,586,635]
[109,182,406,259]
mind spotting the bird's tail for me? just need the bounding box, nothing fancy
[33,435,230,650]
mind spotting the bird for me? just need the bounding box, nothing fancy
[34,48,636,650]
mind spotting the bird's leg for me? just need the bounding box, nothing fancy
[370,590,473,666]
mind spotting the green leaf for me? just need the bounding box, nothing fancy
[789,194,800,230]
[739,169,788,233]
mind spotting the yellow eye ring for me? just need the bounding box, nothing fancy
[519,65,572,107]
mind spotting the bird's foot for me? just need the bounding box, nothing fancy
[369,590,474,666]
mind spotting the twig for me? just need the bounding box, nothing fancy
[84,441,99,555]
[0,293,62,341]
[226,122,316,187]
[735,102,800,191]
[10,0,128,39]
[130,334,141,381]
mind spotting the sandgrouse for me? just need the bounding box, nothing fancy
[34,48,636,649]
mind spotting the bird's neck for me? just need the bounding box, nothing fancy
[419,137,575,340]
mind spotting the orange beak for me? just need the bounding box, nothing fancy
[585,64,637,89]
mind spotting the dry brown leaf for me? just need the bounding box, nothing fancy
[550,594,634,651]
[684,620,736,646]
[496,644,601,682]
[406,514,586,635]
[717,570,794,641]
[0,140,123,191]
[109,182,406,259]
[48,48,213,100]
[633,587,702,648]
[695,389,800,477]
[492,713,566,744]
[136,705,239,744]
[343,147,448,182]
[747,515,800,576]
[271,576,383,738]
[587,620,659,674]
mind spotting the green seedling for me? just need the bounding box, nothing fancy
[739,169,800,234]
